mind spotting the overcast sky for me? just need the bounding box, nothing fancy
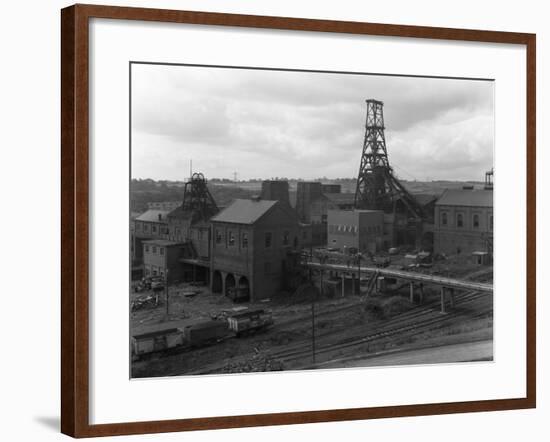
[131,64,494,182]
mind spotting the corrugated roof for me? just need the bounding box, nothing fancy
[135,209,171,222]
[436,189,493,207]
[210,199,277,224]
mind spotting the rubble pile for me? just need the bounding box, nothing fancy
[219,356,284,373]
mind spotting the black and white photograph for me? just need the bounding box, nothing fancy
[129,63,494,378]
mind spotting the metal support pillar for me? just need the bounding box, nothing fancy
[351,274,355,297]
[449,288,455,308]
[311,293,316,364]
[419,283,424,304]
[409,282,414,303]
[440,287,446,313]
[341,274,345,298]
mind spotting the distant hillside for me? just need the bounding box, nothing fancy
[130,178,486,212]
[401,180,486,196]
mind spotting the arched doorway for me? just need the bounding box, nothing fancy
[212,270,223,294]
[237,276,250,302]
[225,273,236,300]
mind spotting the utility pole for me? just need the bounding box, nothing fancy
[165,269,170,316]
[310,251,328,364]
[311,286,316,364]
[357,253,361,296]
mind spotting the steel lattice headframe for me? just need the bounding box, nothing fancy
[182,172,219,221]
[354,99,424,220]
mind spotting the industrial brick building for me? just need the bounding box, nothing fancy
[131,209,171,263]
[260,180,291,206]
[133,173,219,283]
[142,239,185,282]
[327,209,385,254]
[434,189,493,256]
[210,199,301,302]
[295,182,355,245]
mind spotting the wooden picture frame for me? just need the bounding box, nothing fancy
[61,3,536,438]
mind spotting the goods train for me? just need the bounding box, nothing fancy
[131,309,273,361]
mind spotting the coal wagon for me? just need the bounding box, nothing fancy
[182,320,231,347]
[131,327,185,361]
[227,309,274,337]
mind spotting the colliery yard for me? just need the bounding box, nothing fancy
[131,260,492,377]
[130,99,494,376]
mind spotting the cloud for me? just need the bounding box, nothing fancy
[131,64,494,181]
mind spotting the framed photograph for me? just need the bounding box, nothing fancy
[61,4,536,438]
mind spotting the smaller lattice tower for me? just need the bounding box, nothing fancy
[182,172,219,221]
[354,99,424,220]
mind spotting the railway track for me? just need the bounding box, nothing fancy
[267,291,492,364]
[161,290,492,376]
[265,290,482,357]
[271,284,489,334]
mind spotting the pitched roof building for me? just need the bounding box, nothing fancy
[434,189,493,258]
[210,199,301,302]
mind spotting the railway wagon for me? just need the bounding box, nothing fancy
[227,309,274,337]
[132,327,185,361]
[182,320,230,347]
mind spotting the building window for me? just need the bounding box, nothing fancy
[144,245,149,253]
[473,214,480,228]
[265,232,272,248]
[302,230,307,240]
[242,232,248,248]
[489,215,493,231]
[456,213,464,228]
[152,246,157,254]
[228,231,235,246]
[283,230,290,246]
[160,247,164,255]
[441,212,448,226]
[143,224,149,232]
[152,225,157,233]
[215,229,222,244]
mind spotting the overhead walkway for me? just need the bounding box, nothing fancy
[304,261,493,294]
